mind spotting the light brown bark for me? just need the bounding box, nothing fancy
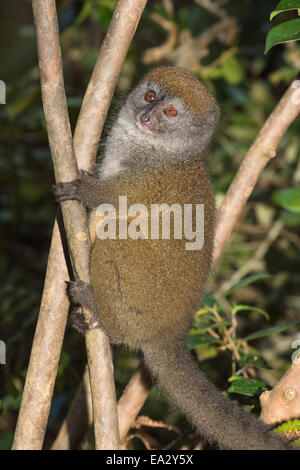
[260,359,300,425]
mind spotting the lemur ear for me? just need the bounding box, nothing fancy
[205,102,220,128]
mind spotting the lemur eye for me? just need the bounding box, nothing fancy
[145,90,156,102]
[164,106,178,117]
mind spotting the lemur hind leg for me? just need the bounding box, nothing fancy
[67,280,102,334]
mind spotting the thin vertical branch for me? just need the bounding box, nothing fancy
[12,0,147,450]
[51,366,93,450]
[117,363,153,441]
[12,221,69,449]
[52,362,152,449]
[74,0,148,170]
[31,0,120,450]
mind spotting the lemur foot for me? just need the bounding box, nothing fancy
[53,179,81,203]
[67,280,101,334]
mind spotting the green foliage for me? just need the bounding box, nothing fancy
[227,377,268,397]
[187,333,224,350]
[76,0,116,31]
[222,56,245,85]
[265,18,300,53]
[189,275,299,399]
[244,321,300,341]
[205,55,245,86]
[233,352,271,370]
[231,305,270,321]
[273,419,300,444]
[222,274,272,297]
[265,1,300,52]
[272,187,300,213]
[270,0,300,21]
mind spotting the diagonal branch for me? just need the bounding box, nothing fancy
[73,0,148,170]
[52,362,153,449]
[12,0,147,450]
[213,78,300,264]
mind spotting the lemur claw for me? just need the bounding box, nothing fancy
[80,169,97,178]
[71,307,90,335]
[66,280,101,335]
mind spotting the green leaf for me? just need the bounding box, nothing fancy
[203,67,224,80]
[222,56,245,85]
[272,187,300,213]
[232,304,270,321]
[228,378,268,397]
[273,419,300,445]
[245,320,300,341]
[200,294,221,311]
[274,419,300,433]
[190,321,231,334]
[270,0,300,21]
[233,353,271,370]
[187,334,223,349]
[265,18,300,53]
[281,211,300,225]
[223,274,272,297]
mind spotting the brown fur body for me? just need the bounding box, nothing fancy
[89,157,214,348]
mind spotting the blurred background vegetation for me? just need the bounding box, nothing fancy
[0,0,299,450]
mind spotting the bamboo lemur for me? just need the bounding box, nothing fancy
[54,67,294,450]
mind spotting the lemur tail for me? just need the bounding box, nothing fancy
[142,339,293,450]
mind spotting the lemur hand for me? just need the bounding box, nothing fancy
[52,170,95,203]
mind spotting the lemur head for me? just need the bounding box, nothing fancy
[101,67,220,178]
[118,66,220,157]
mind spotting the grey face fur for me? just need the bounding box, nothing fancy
[98,76,219,179]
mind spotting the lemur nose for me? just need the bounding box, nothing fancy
[140,113,150,124]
